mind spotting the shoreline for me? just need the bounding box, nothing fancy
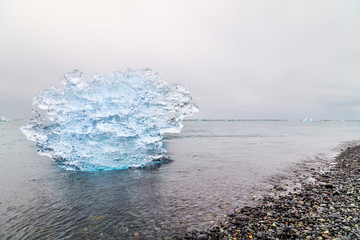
[184,145,360,240]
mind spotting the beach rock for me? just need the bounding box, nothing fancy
[196,234,208,240]
[331,212,342,218]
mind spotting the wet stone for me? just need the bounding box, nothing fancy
[196,234,208,240]
[331,212,342,218]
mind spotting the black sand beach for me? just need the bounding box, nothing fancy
[185,145,360,240]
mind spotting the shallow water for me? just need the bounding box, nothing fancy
[1,119,360,239]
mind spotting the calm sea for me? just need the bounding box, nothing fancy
[1,119,360,239]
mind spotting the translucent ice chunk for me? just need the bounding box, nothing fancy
[21,69,198,171]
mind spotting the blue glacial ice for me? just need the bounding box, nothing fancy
[21,69,198,171]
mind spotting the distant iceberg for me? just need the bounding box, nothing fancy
[0,117,6,122]
[21,69,199,171]
[302,118,312,122]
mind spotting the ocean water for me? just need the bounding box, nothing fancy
[1,119,360,239]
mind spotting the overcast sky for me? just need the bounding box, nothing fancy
[1,0,360,119]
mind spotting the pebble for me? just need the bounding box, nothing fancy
[331,212,342,218]
[196,234,207,240]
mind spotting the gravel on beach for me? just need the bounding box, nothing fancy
[184,145,360,240]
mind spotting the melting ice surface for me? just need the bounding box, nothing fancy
[21,69,198,171]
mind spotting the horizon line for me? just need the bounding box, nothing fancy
[2,118,360,122]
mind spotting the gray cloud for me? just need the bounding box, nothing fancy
[1,0,360,119]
